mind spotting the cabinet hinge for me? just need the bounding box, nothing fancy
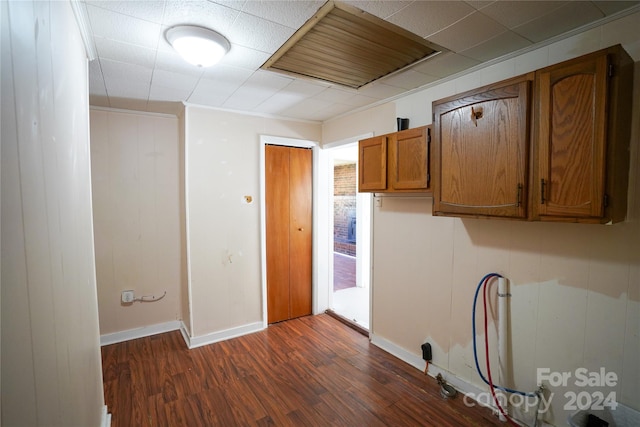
[608,63,614,78]
[427,173,431,185]
[604,193,609,208]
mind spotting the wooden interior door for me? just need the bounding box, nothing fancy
[265,145,312,324]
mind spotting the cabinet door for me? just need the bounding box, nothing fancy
[390,126,430,190]
[433,78,530,218]
[358,135,387,192]
[534,53,608,220]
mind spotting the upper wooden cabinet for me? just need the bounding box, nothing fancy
[432,75,532,218]
[359,134,388,191]
[432,45,633,223]
[358,126,431,193]
[532,45,633,223]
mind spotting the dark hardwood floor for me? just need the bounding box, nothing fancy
[102,314,503,426]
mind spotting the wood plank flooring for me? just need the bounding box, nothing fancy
[102,314,503,426]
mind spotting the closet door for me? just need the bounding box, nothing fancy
[265,145,312,323]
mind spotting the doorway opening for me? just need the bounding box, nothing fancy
[328,143,371,330]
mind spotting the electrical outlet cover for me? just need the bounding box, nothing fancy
[122,290,134,303]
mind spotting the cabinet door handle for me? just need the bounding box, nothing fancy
[516,184,523,207]
[540,179,546,204]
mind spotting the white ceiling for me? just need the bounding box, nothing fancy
[86,0,640,121]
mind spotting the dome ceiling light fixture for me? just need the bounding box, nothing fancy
[165,25,230,68]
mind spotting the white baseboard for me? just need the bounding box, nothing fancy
[369,333,487,395]
[182,321,264,349]
[369,333,554,427]
[100,320,181,346]
[101,405,111,427]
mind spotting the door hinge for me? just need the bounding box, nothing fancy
[516,183,523,207]
[608,63,614,78]
[432,112,435,123]
[604,193,609,207]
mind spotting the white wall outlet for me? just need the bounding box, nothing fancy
[375,197,382,207]
[121,290,135,303]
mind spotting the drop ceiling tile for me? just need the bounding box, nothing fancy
[386,1,475,38]
[513,1,605,43]
[479,1,567,29]
[161,1,239,34]
[411,52,481,78]
[104,77,151,100]
[338,93,379,108]
[100,58,153,85]
[221,44,272,70]
[280,80,330,97]
[94,36,156,69]
[253,79,328,113]
[187,78,238,107]
[307,103,359,121]
[253,93,307,114]
[593,1,640,16]
[313,88,359,103]
[151,69,200,91]
[149,84,193,102]
[209,0,248,11]
[381,70,438,90]
[357,82,406,99]
[201,64,254,85]
[100,58,152,99]
[225,12,296,53]
[342,1,413,19]
[460,30,532,62]
[464,1,495,10]
[239,1,325,29]
[154,49,207,77]
[280,97,334,117]
[222,70,293,110]
[428,11,508,52]
[87,5,161,49]
[86,1,166,24]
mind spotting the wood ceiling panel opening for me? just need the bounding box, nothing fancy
[261,1,445,89]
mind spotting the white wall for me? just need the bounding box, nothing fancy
[323,11,640,427]
[1,1,105,425]
[90,109,185,337]
[184,106,321,338]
